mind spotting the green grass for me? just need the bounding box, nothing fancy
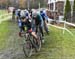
[29,26,75,59]
[0,21,10,50]
[0,10,9,50]
[0,10,8,15]
[0,10,11,23]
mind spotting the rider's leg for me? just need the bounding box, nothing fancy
[31,32,38,39]
[31,32,40,45]
[39,20,44,37]
[39,26,44,36]
[44,20,49,34]
[39,20,45,43]
[19,26,25,37]
[18,19,22,37]
[19,22,25,37]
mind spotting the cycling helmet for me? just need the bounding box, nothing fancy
[20,10,25,17]
[32,9,37,17]
[17,9,21,11]
[40,10,43,13]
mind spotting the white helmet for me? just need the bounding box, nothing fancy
[20,10,25,17]
[32,9,37,17]
[17,9,21,11]
[24,9,29,13]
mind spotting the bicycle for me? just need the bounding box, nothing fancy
[23,32,33,57]
[22,27,42,57]
[35,24,43,49]
[36,24,43,43]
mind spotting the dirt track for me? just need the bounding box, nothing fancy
[0,21,26,59]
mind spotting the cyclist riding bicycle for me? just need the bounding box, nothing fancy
[40,9,49,34]
[15,9,21,20]
[18,10,39,43]
[31,10,44,43]
[15,9,24,36]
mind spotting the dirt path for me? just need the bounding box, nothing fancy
[0,21,26,59]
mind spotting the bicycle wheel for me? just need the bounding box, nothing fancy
[35,32,41,52]
[23,34,33,57]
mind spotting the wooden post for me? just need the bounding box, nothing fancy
[39,3,40,10]
[63,21,66,34]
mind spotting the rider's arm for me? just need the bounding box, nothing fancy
[15,11,18,17]
[43,13,48,21]
[38,14,43,27]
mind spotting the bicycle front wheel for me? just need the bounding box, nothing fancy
[23,40,33,57]
[32,33,41,52]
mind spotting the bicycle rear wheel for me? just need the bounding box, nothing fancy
[23,40,33,57]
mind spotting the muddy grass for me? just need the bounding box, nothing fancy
[0,21,75,59]
[0,21,24,59]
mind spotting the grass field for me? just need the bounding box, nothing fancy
[0,10,8,15]
[0,21,11,50]
[0,10,12,24]
[30,26,75,59]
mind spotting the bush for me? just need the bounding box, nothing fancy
[64,0,71,22]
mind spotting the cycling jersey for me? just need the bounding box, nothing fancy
[20,11,32,32]
[20,10,25,18]
[22,20,31,31]
[16,10,21,19]
[32,13,44,36]
[40,10,48,21]
[25,12,29,19]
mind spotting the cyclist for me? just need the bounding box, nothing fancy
[24,9,31,21]
[15,9,24,37]
[12,8,16,21]
[18,10,39,43]
[40,9,49,34]
[15,9,21,21]
[31,9,44,43]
